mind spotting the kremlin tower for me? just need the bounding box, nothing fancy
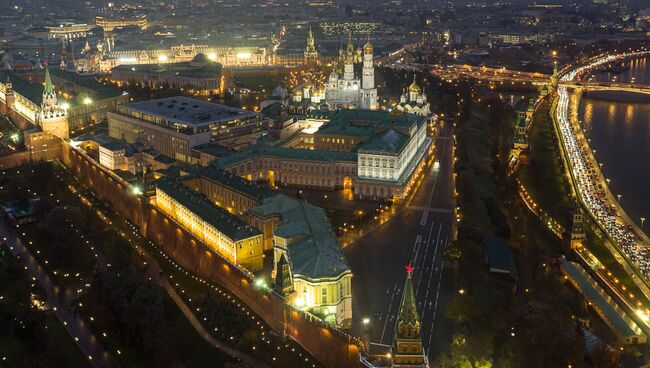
[39,66,69,139]
[391,265,428,368]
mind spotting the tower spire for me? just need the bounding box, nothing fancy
[304,26,318,64]
[391,265,427,367]
[397,265,420,339]
[44,66,54,95]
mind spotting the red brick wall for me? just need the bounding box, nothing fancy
[61,144,361,368]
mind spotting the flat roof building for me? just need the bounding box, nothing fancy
[108,96,265,161]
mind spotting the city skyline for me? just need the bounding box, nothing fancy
[0,1,649,367]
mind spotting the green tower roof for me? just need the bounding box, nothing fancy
[396,265,421,339]
[43,66,54,95]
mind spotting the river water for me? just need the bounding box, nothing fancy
[579,57,650,231]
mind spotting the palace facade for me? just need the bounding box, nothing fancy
[213,109,435,201]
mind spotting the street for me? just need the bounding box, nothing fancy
[344,124,455,360]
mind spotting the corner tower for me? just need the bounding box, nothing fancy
[39,67,69,139]
[392,265,427,368]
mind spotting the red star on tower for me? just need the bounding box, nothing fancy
[405,264,414,274]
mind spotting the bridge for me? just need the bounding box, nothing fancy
[425,59,650,95]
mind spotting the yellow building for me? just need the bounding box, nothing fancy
[248,194,353,328]
[155,179,264,272]
[95,15,148,32]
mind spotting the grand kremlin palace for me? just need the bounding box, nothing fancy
[213,109,435,201]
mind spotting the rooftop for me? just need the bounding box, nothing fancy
[0,71,44,105]
[309,109,427,131]
[315,120,375,137]
[485,236,518,279]
[156,179,260,241]
[118,96,258,126]
[111,59,223,80]
[359,128,409,154]
[562,261,644,338]
[49,69,124,100]
[213,145,357,168]
[248,194,350,279]
[198,167,276,202]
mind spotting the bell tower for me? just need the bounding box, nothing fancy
[360,35,377,110]
[391,265,427,368]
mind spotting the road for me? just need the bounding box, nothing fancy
[344,124,454,360]
[554,52,650,299]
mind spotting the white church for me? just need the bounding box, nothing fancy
[292,32,377,111]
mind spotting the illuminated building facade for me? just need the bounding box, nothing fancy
[39,67,69,139]
[95,15,148,32]
[214,109,434,201]
[162,166,353,327]
[110,53,224,96]
[100,44,268,72]
[155,179,264,271]
[28,23,95,40]
[396,76,431,116]
[322,33,377,110]
[248,194,352,328]
[304,27,320,65]
[107,96,265,160]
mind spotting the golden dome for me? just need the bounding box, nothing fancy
[408,75,421,93]
[363,38,373,54]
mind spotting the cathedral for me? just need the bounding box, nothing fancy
[325,32,377,110]
[293,31,378,111]
[395,75,431,116]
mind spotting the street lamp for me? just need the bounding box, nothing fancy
[606,178,611,186]
[362,317,371,354]
[641,217,646,229]
[617,194,622,204]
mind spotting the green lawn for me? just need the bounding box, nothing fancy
[518,103,573,228]
[134,218,323,368]
[78,286,237,368]
[0,247,88,368]
[516,103,650,308]
[234,74,286,92]
[17,222,96,287]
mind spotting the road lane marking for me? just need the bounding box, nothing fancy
[381,234,420,344]
[419,138,449,225]
[417,222,442,294]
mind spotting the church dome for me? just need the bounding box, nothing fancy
[190,53,210,67]
[272,85,288,100]
[363,39,373,54]
[408,76,421,93]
